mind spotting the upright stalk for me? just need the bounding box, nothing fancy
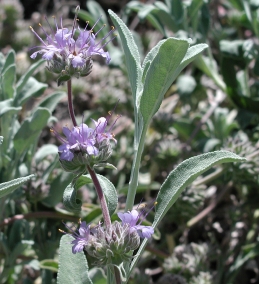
[114,267,122,284]
[125,124,148,211]
[67,80,77,127]
[87,166,111,227]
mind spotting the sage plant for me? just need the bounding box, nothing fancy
[0,5,245,284]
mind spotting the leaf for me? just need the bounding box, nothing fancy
[42,172,73,208]
[142,39,166,83]
[88,268,106,284]
[14,77,47,106]
[0,98,21,117]
[77,174,118,216]
[63,182,82,213]
[37,91,66,113]
[1,64,16,99]
[140,38,189,124]
[128,151,245,278]
[94,163,117,170]
[39,259,59,272]
[16,59,45,94]
[108,10,142,107]
[13,108,50,154]
[57,235,93,284]
[34,144,58,164]
[0,175,34,199]
[154,151,245,226]
[195,54,225,91]
[0,136,3,144]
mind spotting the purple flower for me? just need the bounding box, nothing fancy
[29,6,115,79]
[52,115,118,162]
[71,221,91,254]
[60,221,91,254]
[118,209,154,239]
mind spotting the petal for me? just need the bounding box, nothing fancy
[71,239,84,254]
[30,51,41,59]
[86,145,99,156]
[62,127,71,139]
[42,50,55,60]
[118,210,138,227]
[135,225,154,238]
[59,149,74,161]
[94,117,107,133]
[71,55,85,68]
[55,28,71,47]
[79,222,90,238]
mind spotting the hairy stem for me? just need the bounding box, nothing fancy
[87,166,111,227]
[67,79,77,127]
[114,267,122,284]
[126,123,148,211]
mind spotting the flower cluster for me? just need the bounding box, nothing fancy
[30,6,115,84]
[64,209,154,266]
[52,115,118,170]
[118,209,154,239]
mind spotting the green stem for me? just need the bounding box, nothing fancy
[114,267,122,284]
[125,124,147,211]
[67,79,77,127]
[87,166,111,227]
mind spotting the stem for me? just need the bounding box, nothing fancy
[114,267,122,284]
[87,166,111,226]
[125,124,148,211]
[67,79,77,127]
[0,211,78,228]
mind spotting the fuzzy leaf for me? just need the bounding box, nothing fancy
[140,38,189,124]
[77,174,118,216]
[0,175,34,199]
[37,91,66,113]
[14,77,47,106]
[13,108,50,154]
[63,182,82,213]
[128,151,245,278]
[0,136,3,144]
[43,172,73,208]
[16,59,45,94]
[108,10,142,107]
[1,64,16,99]
[34,144,58,164]
[57,235,92,284]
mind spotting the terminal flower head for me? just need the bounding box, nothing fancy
[30,6,115,84]
[118,208,154,239]
[51,112,119,170]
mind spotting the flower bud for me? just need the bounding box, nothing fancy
[85,221,140,266]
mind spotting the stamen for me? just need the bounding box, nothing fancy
[39,23,54,45]
[94,24,106,37]
[45,15,55,36]
[94,27,116,48]
[30,26,47,46]
[52,16,58,31]
[84,21,90,32]
[90,16,103,32]
[96,35,117,51]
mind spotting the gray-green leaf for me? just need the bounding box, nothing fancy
[13,108,50,154]
[140,38,189,124]
[0,175,34,199]
[108,10,142,107]
[57,235,93,284]
[128,150,245,278]
[78,174,118,217]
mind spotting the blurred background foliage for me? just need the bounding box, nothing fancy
[1,0,259,283]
